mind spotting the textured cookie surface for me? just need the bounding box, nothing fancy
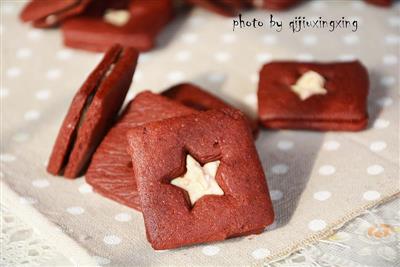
[257,61,369,131]
[127,109,274,249]
[86,92,195,210]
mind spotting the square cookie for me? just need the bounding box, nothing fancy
[85,92,195,211]
[61,0,173,52]
[127,109,274,249]
[258,61,369,131]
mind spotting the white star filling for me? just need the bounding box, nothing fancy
[290,70,327,101]
[171,155,224,205]
[104,9,131,27]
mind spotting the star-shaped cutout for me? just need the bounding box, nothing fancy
[290,70,327,101]
[171,155,224,206]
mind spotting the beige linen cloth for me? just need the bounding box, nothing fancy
[1,1,399,266]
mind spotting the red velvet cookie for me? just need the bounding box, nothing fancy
[85,92,195,211]
[61,0,173,52]
[364,0,392,7]
[20,0,92,28]
[186,0,250,17]
[47,44,138,178]
[258,61,369,131]
[162,83,259,137]
[127,109,274,249]
[252,0,301,10]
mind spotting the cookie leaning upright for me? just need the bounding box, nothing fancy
[127,108,274,249]
[47,44,138,178]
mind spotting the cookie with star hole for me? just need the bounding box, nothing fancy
[20,0,92,28]
[61,0,173,52]
[257,61,369,131]
[162,83,259,138]
[127,108,274,249]
[85,91,196,211]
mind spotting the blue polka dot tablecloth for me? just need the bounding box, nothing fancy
[1,0,399,266]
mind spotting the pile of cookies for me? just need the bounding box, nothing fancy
[46,44,274,249]
[19,0,392,53]
[25,0,370,251]
[46,43,369,249]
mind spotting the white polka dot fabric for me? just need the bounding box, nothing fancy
[1,1,399,266]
